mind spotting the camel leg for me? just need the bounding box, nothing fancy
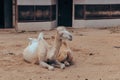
[55,60,65,69]
[64,61,70,66]
[39,61,54,71]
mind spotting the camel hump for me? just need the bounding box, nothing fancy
[38,32,44,40]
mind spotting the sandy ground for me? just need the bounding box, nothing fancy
[0,28,120,80]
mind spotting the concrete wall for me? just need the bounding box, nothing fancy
[51,0,57,28]
[73,0,120,28]
[18,21,56,31]
[18,0,54,5]
[73,19,120,28]
[17,0,57,31]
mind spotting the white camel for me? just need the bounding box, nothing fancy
[23,27,72,70]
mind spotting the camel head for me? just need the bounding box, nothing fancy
[57,27,72,41]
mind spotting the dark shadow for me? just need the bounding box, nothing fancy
[114,46,120,49]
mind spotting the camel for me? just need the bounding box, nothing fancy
[23,27,72,70]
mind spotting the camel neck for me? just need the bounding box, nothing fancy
[53,32,62,56]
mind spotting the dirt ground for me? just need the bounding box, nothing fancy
[0,27,120,80]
